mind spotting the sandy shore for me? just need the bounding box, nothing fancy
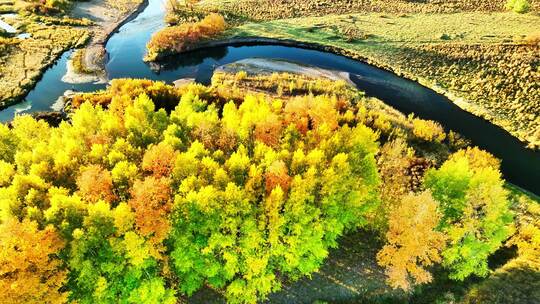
[216,58,355,86]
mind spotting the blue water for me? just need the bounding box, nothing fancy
[0,0,538,195]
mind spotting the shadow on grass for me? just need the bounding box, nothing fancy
[185,230,407,304]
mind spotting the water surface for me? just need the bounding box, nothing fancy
[1,0,538,195]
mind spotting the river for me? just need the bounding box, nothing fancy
[0,0,538,195]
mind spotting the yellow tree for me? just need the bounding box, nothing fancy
[374,138,414,231]
[411,118,446,143]
[0,219,67,304]
[254,113,282,148]
[265,160,291,195]
[377,191,447,290]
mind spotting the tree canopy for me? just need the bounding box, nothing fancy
[0,78,517,302]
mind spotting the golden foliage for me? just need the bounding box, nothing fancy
[506,193,540,268]
[449,147,500,170]
[284,96,310,135]
[374,138,414,230]
[71,78,181,110]
[0,219,67,304]
[411,118,446,143]
[146,13,226,61]
[142,142,178,177]
[129,177,173,246]
[76,164,116,203]
[265,160,291,195]
[254,112,282,147]
[377,191,446,290]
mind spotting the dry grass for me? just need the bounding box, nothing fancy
[190,0,539,23]
[0,23,89,108]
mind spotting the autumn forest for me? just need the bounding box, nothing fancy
[0,0,538,304]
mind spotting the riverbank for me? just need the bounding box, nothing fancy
[158,0,540,150]
[0,0,149,109]
[65,0,149,83]
[0,12,89,109]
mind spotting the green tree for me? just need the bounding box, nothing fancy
[424,148,513,280]
[506,0,530,13]
[67,201,175,303]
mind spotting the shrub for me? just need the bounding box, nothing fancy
[70,49,93,74]
[411,118,446,143]
[17,0,72,15]
[146,13,226,61]
[505,0,530,13]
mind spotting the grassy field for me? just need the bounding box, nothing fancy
[167,0,540,149]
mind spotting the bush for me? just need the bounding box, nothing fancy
[146,13,226,61]
[17,0,72,15]
[505,0,530,13]
[411,118,446,143]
